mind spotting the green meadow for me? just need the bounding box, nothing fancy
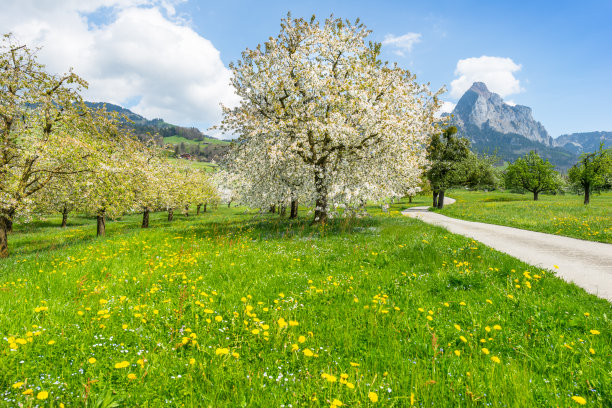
[1,204,610,407]
[437,190,612,243]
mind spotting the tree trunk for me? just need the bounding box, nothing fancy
[184,205,189,217]
[203,204,207,213]
[227,201,231,208]
[409,196,413,203]
[142,208,150,228]
[96,211,106,237]
[269,204,276,214]
[313,172,328,224]
[432,191,438,208]
[197,204,201,215]
[61,206,69,228]
[584,183,590,205]
[437,190,445,209]
[280,205,286,217]
[6,208,15,233]
[168,208,174,222]
[0,216,9,258]
[290,199,298,219]
[533,190,539,201]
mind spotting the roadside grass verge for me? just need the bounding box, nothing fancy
[436,190,612,243]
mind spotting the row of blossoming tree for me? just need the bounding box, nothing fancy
[217,15,443,223]
[0,34,218,258]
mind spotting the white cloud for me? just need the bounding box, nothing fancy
[435,101,456,118]
[504,100,517,106]
[382,32,422,57]
[0,0,238,131]
[449,56,523,99]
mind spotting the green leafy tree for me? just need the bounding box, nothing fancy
[425,126,471,208]
[568,143,611,204]
[504,151,560,201]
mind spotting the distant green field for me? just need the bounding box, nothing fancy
[1,205,610,406]
[167,158,218,172]
[437,189,612,243]
[163,135,230,146]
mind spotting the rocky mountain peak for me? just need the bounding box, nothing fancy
[451,82,552,146]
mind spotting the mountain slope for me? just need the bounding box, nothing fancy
[553,131,612,155]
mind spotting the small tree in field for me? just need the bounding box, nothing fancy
[504,151,559,200]
[568,143,611,204]
[219,15,441,223]
[425,126,471,209]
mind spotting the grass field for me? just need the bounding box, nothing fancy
[0,204,610,407]
[163,136,230,147]
[436,190,612,243]
[167,158,219,172]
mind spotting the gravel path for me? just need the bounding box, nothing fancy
[403,197,612,302]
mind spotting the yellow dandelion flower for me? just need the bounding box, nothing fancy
[12,382,24,389]
[426,315,433,321]
[481,348,490,355]
[369,392,379,402]
[460,336,467,343]
[303,349,314,357]
[454,350,460,356]
[22,389,33,396]
[88,357,97,364]
[232,352,240,358]
[491,356,501,364]
[127,373,137,380]
[350,362,360,367]
[346,382,355,389]
[251,329,260,335]
[589,329,600,335]
[291,344,299,352]
[215,315,223,322]
[189,358,196,365]
[454,324,461,331]
[114,361,129,369]
[571,396,586,405]
[277,318,288,328]
[289,320,299,326]
[589,348,595,354]
[298,335,306,343]
[215,348,229,355]
[493,325,502,331]
[331,399,343,406]
[47,340,55,345]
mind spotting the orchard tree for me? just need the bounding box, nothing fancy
[568,143,611,204]
[425,126,471,208]
[219,15,441,223]
[504,151,560,200]
[0,34,102,257]
[34,171,88,227]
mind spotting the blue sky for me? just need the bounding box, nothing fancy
[2,0,611,136]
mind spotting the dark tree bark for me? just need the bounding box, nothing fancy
[280,205,286,217]
[142,208,150,228]
[168,208,174,222]
[312,172,328,224]
[408,196,413,203]
[203,204,207,213]
[432,191,438,208]
[584,183,590,205]
[96,211,106,237]
[196,204,201,215]
[437,190,445,209]
[533,190,539,201]
[0,216,9,258]
[6,208,15,232]
[290,199,298,219]
[227,201,231,208]
[61,206,69,228]
[269,204,276,214]
[184,205,189,217]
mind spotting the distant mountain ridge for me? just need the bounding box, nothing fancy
[553,131,612,155]
[448,82,609,169]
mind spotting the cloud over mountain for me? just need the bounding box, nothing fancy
[450,56,523,99]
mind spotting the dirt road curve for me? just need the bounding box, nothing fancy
[403,198,612,302]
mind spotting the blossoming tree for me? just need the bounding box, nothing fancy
[219,15,441,223]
